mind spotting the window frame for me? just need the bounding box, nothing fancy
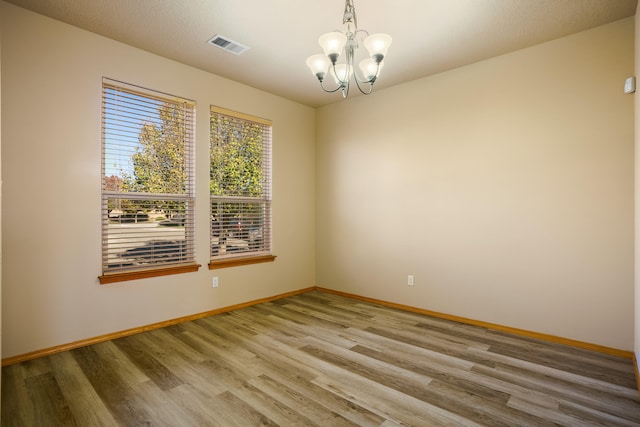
[208,106,275,269]
[99,78,200,284]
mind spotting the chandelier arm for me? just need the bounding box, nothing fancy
[331,61,349,86]
[319,80,346,94]
[341,78,350,98]
[316,62,349,93]
[354,74,377,85]
[353,76,374,95]
[331,61,351,98]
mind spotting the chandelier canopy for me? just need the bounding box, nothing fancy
[306,0,392,98]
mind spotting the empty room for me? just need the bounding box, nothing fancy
[1,0,640,425]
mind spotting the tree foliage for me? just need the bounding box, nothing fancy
[110,102,189,215]
[210,114,263,197]
[209,113,266,232]
[123,103,188,195]
[108,105,265,220]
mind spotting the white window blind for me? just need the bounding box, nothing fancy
[210,106,272,260]
[101,79,196,279]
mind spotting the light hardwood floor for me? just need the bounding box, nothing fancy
[2,290,639,426]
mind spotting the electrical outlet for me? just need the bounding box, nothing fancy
[408,275,414,286]
[212,277,219,288]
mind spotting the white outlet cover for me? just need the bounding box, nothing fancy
[624,76,635,94]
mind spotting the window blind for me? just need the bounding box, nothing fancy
[101,79,196,278]
[210,106,272,260]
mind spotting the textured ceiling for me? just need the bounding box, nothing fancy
[4,0,637,107]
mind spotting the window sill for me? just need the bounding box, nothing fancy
[99,263,201,284]
[209,254,276,270]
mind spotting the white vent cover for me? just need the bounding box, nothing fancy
[207,35,250,55]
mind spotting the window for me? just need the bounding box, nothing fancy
[99,79,198,283]
[209,106,274,268]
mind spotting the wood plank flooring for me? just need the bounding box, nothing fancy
[2,290,639,426]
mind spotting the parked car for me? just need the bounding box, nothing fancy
[159,214,186,227]
[212,216,264,252]
[246,226,264,250]
[226,217,246,239]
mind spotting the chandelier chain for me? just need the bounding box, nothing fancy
[343,0,357,28]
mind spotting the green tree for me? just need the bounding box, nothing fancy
[120,102,189,215]
[124,103,187,195]
[210,113,266,235]
[210,114,263,197]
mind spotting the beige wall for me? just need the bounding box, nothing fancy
[317,18,635,350]
[0,2,316,358]
[635,11,640,366]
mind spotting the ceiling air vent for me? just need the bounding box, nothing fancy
[207,35,250,55]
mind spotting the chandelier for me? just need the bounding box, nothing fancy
[306,0,392,98]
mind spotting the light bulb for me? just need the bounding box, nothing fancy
[306,54,330,80]
[318,32,347,62]
[359,58,384,81]
[364,33,392,62]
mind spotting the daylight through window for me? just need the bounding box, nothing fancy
[100,79,197,283]
[209,106,273,264]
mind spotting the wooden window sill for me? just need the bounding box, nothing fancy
[209,254,276,270]
[99,263,201,284]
